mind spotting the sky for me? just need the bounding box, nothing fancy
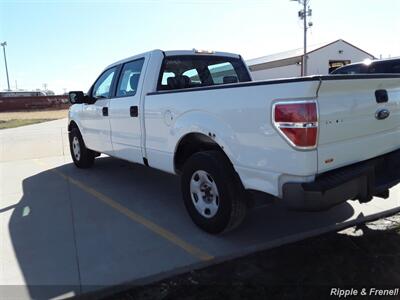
[0,0,399,94]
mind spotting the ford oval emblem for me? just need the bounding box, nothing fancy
[375,108,390,120]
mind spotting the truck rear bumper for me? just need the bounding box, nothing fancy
[282,148,400,211]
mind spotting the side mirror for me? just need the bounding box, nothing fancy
[68,91,86,104]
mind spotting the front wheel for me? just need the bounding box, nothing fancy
[69,128,95,168]
[181,150,247,234]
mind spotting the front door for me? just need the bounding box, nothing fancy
[80,67,117,153]
[108,58,145,163]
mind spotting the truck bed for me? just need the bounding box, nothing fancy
[145,74,400,199]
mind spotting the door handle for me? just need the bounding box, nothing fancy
[130,106,138,117]
[102,107,108,116]
[375,89,388,103]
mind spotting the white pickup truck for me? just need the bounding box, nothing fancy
[68,49,400,233]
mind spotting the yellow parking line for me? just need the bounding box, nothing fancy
[34,159,214,262]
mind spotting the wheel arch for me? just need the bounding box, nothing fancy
[174,132,233,175]
[171,110,239,174]
[68,120,80,132]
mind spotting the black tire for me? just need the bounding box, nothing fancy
[181,150,247,234]
[69,127,95,168]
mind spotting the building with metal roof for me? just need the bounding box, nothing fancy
[247,39,375,80]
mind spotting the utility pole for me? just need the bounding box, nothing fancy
[1,41,11,91]
[291,0,313,76]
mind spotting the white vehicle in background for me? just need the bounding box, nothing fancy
[68,49,400,233]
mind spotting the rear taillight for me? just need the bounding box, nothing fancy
[273,101,318,149]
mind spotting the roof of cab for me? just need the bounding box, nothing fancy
[164,50,240,58]
[106,49,241,69]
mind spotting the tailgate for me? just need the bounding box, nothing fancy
[317,76,400,173]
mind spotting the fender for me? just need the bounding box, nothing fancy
[67,105,84,134]
[172,110,239,165]
[171,110,280,196]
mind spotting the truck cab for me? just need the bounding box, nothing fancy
[69,50,251,163]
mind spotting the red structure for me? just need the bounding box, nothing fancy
[0,95,70,112]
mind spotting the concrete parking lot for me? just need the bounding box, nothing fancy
[1,119,400,299]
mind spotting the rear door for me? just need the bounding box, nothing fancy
[108,57,146,163]
[317,76,400,173]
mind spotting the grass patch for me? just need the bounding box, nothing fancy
[0,109,68,121]
[0,118,56,129]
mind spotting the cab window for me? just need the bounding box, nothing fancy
[183,68,201,84]
[208,62,238,84]
[161,72,175,85]
[92,67,117,99]
[116,58,145,97]
[157,55,251,91]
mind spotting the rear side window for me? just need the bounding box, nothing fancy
[116,58,145,97]
[157,55,251,91]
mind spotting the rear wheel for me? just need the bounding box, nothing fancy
[181,150,247,234]
[69,128,95,168]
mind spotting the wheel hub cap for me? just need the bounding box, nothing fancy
[72,136,81,161]
[190,170,219,218]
